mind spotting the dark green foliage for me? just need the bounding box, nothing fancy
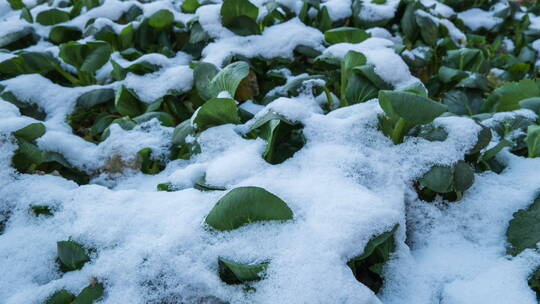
[347,225,398,293]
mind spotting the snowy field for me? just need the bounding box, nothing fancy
[2,0,540,303]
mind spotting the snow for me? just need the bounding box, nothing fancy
[458,8,502,31]
[201,18,324,66]
[1,0,540,303]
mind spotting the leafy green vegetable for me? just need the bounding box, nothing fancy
[192,97,240,130]
[506,194,540,256]
[205,186,293,231]
[378,89,447,144]
[36,9,71,26]
[218,257,268,284]
[347,225,398,292]
[148,9,174,29]
[324,27,370,44]
[114,85,145,117]
[220,0,259,36]
[526,125,540,158]
[71,281,104,304]
[44,289,75,304]
[57,240,91,272]
[483,79,540,112]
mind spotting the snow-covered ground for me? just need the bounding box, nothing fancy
[1,0,540,303]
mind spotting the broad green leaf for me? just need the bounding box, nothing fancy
[483,79,540,112]
[324,27,370,44]
[171,120,195,146]
[420,165,453,193]
[36,9,71,26]
[218,257,268,284]
[193,61,220,101]
[442,89,483,116]
[519,98,540,115]
[20,7,33,23]
[157,183,175,191]
[76,88,115,108]
[192,97,240,130]
[506,195,540,256]
[258,118,305,164]
[205,186,293,231]
[227,15,260,36]
[181,0,200,13]
[114,85,145,117]
[415,13,438,46]
[340,50,367,106]
[453,161,474,192]
[1,91,46,120]
[11,138,43,172]
[13,122,45,141]
[148,9,174,29]
[57,240,90,272]
[347,224,398,293]
[59,41,112,73]
[468,126,492,155]
[0,26,34,49]
[526,125,540,158]
[208,61,250,99]
[401,2,419,42]
[220,0,259,27]
[133,112,175,127]
[7,0,25,10]
[49,26,82,45]
[378,90,447,124]
[71,282,104,304]
[45,289,75,304]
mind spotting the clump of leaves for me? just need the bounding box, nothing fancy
[347,225,398,293]
[417,161,475,202]
[378,86,447,144]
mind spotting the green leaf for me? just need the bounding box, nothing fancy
[208,61,250,99]
[114,85,145,117]
[194,175,227,191]
[483,79,540,113]
[71,282,104,304]
[49,26,82,45]
[7,0,25,10]
[137,148,164,174]
[205,186,293,231]
[192,98,240,130]
[453,161,474,192]
[420,165,453,193]
[506,195,540,256]
[57,240,91,272]
[218,257,268,284]
[11,138,43,172]
[45,289,75,304]
[526,125,540,158]
[227,15,260,36]
[157,183,175,192]
[220,0,259,28]
[378,90,447,124]
[171,119,195,146]
[13,122,45,141]
[347,224,398,293]
[340,50,367,106]
[519,98,540,115]
[133,112,175,127]
[59,41,112,73]
[148,9,174,29]
[181,0,200,13]
[415,13,438,46]
[324,27,370,44]
[36,9,71,26]
[480,139,512,162]
[258,118,305,164]
[445,48,485,73]
[76,89,115,109]
[20,7,33,23]
[193,61,220,101]
[468,125,492,155]
[30,205,53,216]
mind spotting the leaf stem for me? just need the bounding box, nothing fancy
[391,118,407,144]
